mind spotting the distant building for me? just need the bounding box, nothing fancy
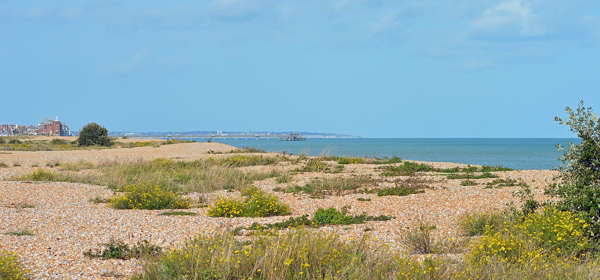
[0,117,72,136]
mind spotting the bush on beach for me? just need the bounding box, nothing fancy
[0,251,29,280]
[77,122,112,146]
[110,184,190,210]
[207,186,290,218]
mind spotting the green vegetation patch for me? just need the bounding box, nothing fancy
[158,211,197,216]
[461,180,478,186]
[0,162,8,168]
[84,239,162,260]
[241,207,393,231]
[447,172,498,180]
[4,230,33,237]
[376,186,425,196]
[485,178,528,189]
[273,175,375,196]
[15,158,276,193]
[0,251,30,280]
[212,155,281,167]
[207,187,290,218]
[110,184,190,210]
[459,211,512,236]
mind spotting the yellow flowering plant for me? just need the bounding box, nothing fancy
[207,186,290,218]
[0,251,30,280]
[110,183,190,210]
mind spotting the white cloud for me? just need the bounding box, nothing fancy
[472,0,545,37]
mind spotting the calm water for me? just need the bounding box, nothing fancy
[182,138,577,170]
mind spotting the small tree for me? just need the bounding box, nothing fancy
[548,101,600,235]
[77,122,112,146]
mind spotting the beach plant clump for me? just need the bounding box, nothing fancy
[131,230,424,280]
[446,172,498,180]
[470,207,592,265]
[459,211,512,236]
[84,239,162,260]
[547,101,600,235]
[273,175,375,196]
[379,162,433,176]
[245,207,394,231]
[110,183,190,210]
[207,186,290,218]
[485,178,528,189]
[77,122,113,146]
[0,251,30,280]
[15,158,276,193]
[212,155,280,167]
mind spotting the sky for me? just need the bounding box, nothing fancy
[1,0,599,138]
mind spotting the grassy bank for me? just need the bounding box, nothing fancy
[16,157,281,193]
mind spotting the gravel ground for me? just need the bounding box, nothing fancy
[0,142,558,279]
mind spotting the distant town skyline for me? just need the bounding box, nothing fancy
[1,1,599,138]
[0,117,72,136]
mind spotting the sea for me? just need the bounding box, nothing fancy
[179,138,578,170]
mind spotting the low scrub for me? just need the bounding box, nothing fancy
[485,178,528,188]
[447,172,498,180]
[459,211,512,236]
[213,155,280,167]
[207,187,290,218]
[275,172,293,183]
[132,230,419,280]
[298,159,330,172]
[59,161,95,171]
[246,207,393,231]
[379,162,434,176]
[158,211,197,216]
[461,180,478,186]
[4,230,33,237]
[84,239,162,260]
[15,158,275,193]
[110,184,190,210]
[376,186,424,196]
[273,176,375,196]
[470,207,592,265]
[0,251,30,280]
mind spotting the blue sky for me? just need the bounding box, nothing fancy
[1,0,599,137]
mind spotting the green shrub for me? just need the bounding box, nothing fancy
[207,187,290,218]
[485,178,527,188]
[131,230,419,280]
[84,239,162,260]
[4,230,33,237]
[0,251,29,280]
[158,211,197,216]
[459,211,510,236]
[215,155,279,167]
[379,162,433,176]
[247,207,393,231]
[469,207,592,265]
[77,122,112,146]
[548,101,600,235]
[461,180,478,186]
[402,222,438,254]
[447,172,498,180]
[110,184,190,210]
[275,172,292,183]
[18,169,64,181]
[299,159,330,172]
[377,186,424,196]
[480,165,513,172]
